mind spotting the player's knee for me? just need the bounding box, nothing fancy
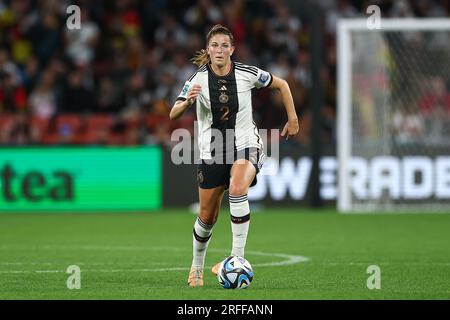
[199,213,216,225]
[229,183,248,197]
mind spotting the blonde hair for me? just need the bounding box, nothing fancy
[191,24,235,67]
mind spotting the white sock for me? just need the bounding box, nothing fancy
[192,217,214,268]
[229,194,250,258]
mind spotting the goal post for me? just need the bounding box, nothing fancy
[337,18,450,213]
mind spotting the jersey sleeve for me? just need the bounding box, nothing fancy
[252,67,273,89]
[176,73,199,101]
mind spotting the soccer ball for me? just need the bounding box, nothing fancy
[217,256,253,289]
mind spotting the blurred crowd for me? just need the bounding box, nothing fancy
[0,0,449,147]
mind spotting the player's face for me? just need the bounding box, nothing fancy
[207,34,234,68]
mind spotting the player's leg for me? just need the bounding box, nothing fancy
[193,185,225,266]
[228,158,256,258]
[189,184,225,287]
[212,149,262,275]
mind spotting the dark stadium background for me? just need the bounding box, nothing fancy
[3,0,449,208]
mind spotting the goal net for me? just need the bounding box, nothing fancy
[337,18,450,213]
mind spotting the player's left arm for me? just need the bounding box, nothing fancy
[269,75,299,140]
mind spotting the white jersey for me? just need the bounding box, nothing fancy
[176,61,272,161]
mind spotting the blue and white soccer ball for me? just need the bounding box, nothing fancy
[217,256,253,289]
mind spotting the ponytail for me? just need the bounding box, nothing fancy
[190,49,210,67]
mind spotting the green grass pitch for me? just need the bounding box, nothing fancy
[0,208,449,299]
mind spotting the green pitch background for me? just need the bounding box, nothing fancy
[0,208,449,299]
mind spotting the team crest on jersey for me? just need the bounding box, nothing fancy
[258,72,269,85]
[219,92,229,103]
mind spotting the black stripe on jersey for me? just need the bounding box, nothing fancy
[234,63,259,75]
[188,64,207,81]
[235,65,258,77]
[234,62,258,73]
[207,63,239,157]
[188,72,197,81]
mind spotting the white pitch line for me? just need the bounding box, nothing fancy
[0,261,171,266]
[3,261,450,274]
[0,246,309,274]
[207,248,310,267]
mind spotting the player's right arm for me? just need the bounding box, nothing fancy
[169,84,202,120]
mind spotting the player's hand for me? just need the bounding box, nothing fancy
[187,84,202,105]
[281,118,299,140]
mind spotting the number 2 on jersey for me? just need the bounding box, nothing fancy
[220,106,229,121]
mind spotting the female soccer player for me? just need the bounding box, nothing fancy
[170,24,299,287]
